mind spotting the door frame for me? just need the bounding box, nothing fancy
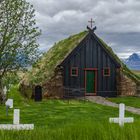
[84,68,97,96]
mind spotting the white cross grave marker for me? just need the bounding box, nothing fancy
[3,86,7,95]
[0,108,34,130]
[13,109,20,125]
[109,103,134,126]
[0,98,34,130]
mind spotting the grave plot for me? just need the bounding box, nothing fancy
[0,99,34,130]
[109,103,134,126]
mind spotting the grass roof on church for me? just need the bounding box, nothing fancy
[24,31,88,84]
[23,31,140,85]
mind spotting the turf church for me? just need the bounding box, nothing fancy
[21,19,140,99]
[46,19,139,98]
[58,19,120,97]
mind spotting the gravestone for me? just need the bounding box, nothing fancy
[0,109,34,130]
[5,99,13,108]
[2,86,7,102]
[5,99,13,116]
[3,86,7,95]
[13,109,20,125]
[1,99,34,130]
[35,85,42,101]
[109,103,134,126]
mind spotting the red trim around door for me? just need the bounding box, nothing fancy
[84,68,97,96]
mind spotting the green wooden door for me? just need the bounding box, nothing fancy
[86,70,95,94]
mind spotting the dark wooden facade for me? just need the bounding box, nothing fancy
[60,30,121,97]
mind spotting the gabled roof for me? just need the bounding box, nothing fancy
[24,30,140,85]
[60,30,121,68]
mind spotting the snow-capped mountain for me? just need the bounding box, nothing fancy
[123,53,140,70]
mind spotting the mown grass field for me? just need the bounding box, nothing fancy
[0,86,140,140]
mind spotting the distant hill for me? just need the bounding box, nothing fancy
[123,53,140,70]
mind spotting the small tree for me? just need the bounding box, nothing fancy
[0,0,41,102]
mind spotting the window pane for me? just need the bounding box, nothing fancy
[71,67,78,76]
[72,69,77,75]
[104,68,110,76]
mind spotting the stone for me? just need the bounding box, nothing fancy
[117,71,137,96]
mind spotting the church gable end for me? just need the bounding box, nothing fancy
[60,30,121,97]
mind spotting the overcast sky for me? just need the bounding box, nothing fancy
[27,0,140,58]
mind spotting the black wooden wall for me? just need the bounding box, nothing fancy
[60,31,121,97]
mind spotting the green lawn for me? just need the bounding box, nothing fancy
[107,97,140,108]
[0,86,140,140]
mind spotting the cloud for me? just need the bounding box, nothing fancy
[98,32,140,58]
[27,0,140,58]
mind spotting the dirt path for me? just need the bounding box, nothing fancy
[85,96,140,115]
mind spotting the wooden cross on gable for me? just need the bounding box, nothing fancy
[88,18,94,28]
[87,18,97,32]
